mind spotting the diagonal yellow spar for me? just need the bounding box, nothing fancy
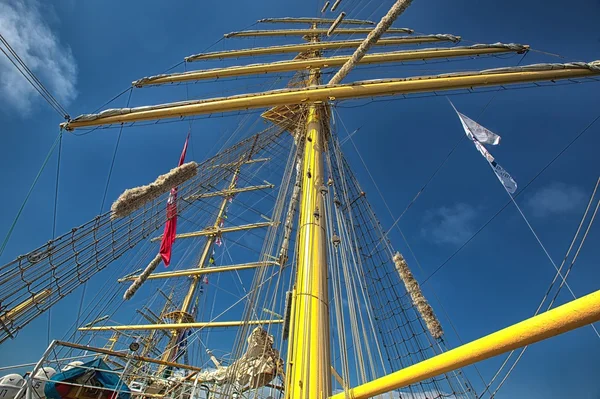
[134,44,529,87]
[185,35,460,61]
[61,61,600,131]
[329,288,600,399]
[224,27,413,38]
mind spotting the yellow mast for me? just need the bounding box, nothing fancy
[49,14,600,399]
[285,24,331,399]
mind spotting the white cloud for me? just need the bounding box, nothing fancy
[526,182,586,218]
[0,0,77,114]
[421,203,478,245]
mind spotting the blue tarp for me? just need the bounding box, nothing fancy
[44,359,130,399]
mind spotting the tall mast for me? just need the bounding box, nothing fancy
[159,167,241,370]
[285,24,331,398]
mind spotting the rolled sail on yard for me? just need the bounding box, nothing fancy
[111,162,198,219]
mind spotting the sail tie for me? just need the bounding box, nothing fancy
[123,254,162,300]
[393,252,443,339]
[110,162,198,219]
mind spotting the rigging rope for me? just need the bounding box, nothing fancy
[421,111,600,286]
[0,127,287,343]
[73,89,134,337]
[0,131,63,257]
[378,52,529,245]
[47,132,63,346]
[0,33,70,118]
[332,106,479,396]
[480,177,600,398]
[488,196,600,397]
[327,112,476,398]
[503,189,584,307]
[100,89,133,213]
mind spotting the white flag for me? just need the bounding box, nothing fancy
[491,161,517,194]
[453,103,518,194]
[473,140,495,163]
[457,112,501,145]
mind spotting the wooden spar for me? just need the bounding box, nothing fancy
[327,12,346,36]
[149,221,276,242]
[320,2,330,13]
[258,17,374,25]
[1,289,52,321]
[223,27,413,38]
[55,340,202,372]
[62,61,600,130]
[118,261,279,282]
[185,182,274,200]
[135,44,529,87]
[331,0,342,12]
[79,319,284,331]
[185,35,460,61]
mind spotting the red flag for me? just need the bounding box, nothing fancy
[159,133,190,267]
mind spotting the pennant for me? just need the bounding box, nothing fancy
[228,195,234,203]
[159,132,190,267]
[453,107,518,195]
[215,237,222,247]
[191,296,199,319]
[457,112,501,145]
[218,218,225,228]
[473,140,495,164]
[209,256,215,265]
[203,276,209,285]
[491,161,517,194]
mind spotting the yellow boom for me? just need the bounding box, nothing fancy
[224,27,413,38]
[257,17,374,25]
[135,44,528,86]
[61,61,600,130]
[185,35,460,61]
[329,288,600,399]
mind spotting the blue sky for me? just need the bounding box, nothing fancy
[1,0,600,398]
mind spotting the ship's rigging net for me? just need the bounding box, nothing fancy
[0,124,287,344]
[0,110,481,399]
[11,120,300,399]
[325,126,477,398]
